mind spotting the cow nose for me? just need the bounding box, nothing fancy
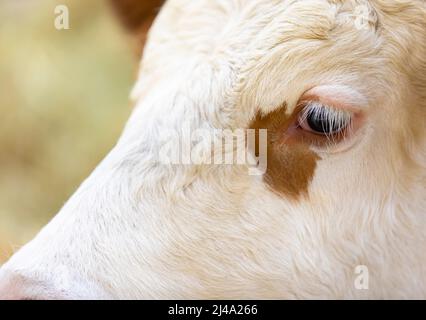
[0,270,30,300]
[0,270,39,300]
[0,268,111,300]
[0,269,61,300]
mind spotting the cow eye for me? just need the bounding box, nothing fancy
[298,101,352,137]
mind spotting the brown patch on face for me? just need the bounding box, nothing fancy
[110,0,164,51]
[110,0,163,31]
[249,104,320,199]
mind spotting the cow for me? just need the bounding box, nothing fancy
[0,0,425,299]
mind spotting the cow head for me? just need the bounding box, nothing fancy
[0,0,425,299]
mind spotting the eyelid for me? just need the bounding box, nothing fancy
[300,85,367,113]
[299,100,354,120]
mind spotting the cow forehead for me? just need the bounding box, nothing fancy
[148,0,378,55]
[136,0,382,115]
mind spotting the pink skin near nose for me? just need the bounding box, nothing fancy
[0,270,51,300]
[0,269,109,300]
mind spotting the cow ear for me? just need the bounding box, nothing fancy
[110,0,164,33]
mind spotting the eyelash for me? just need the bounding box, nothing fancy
[298,101,353,138]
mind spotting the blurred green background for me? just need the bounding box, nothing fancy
[0,0,136,262]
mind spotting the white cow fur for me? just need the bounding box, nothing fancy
[0,0,425,299]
